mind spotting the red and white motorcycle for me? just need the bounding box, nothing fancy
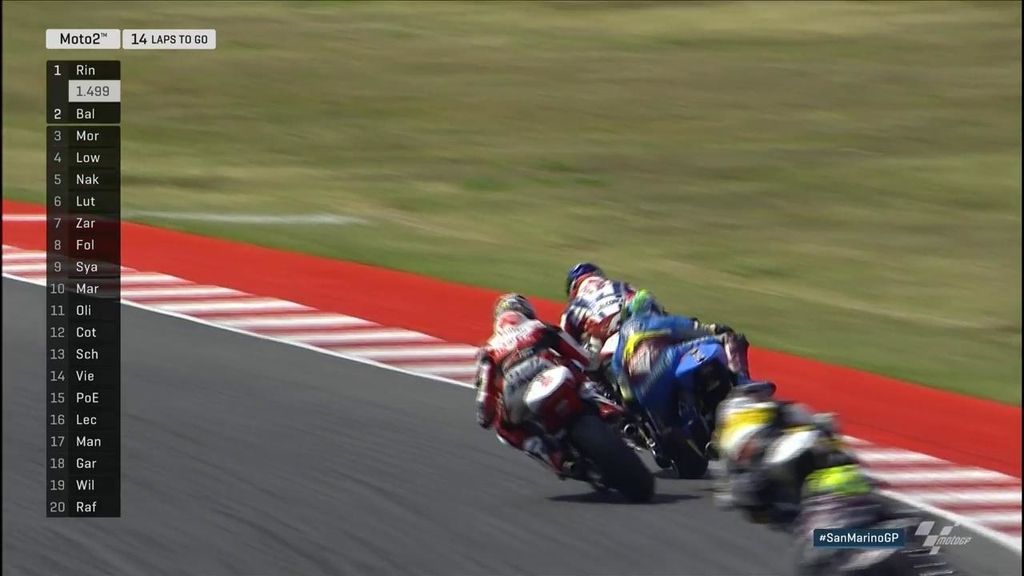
[517,364,655,503]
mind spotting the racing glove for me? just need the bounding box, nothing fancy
[705,322,735,336]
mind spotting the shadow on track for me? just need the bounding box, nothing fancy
[655,469,711,480]
[548,491,698,505]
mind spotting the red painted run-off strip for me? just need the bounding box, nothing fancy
[4,199,1020,476]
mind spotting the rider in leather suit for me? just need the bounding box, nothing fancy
[561,262,639,354]
[475,293,595,475]
[611,289,750,410]
[710,382,842,524]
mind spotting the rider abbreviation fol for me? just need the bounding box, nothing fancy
[46,60,121,517]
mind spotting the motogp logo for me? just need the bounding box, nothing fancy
[914,521,972,554]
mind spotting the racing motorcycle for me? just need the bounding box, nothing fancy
[516,364,655,503]
[795,443,958,575]
[610,334,735,479]
[710,401,849,524]
[712,405,961,576]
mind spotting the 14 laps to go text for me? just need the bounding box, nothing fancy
[123,30,216,50]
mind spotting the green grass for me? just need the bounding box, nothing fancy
[3,1,1020,403]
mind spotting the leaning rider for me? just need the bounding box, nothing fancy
[709,382,846,524]
[560,262,641,354]
[611,289,752,411]
[793,464,891,575]
[474,293,596,477]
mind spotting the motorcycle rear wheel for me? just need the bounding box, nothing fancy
[570,413,655,503]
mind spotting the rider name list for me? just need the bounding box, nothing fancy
[46,60,121,517]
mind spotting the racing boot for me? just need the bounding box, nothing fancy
[522,435,575,478]
[722,332,753,385]
[496,424,568,477]
[580,380,626,422]
[592,377,622,404]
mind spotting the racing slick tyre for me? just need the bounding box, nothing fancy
[664,426,710,479]
[570,413,655,503]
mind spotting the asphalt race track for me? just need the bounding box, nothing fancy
[3,279,1019,576]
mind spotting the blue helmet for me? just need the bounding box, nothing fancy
[566,262,604,297]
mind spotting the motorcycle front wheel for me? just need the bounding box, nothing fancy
[664,425,710,479]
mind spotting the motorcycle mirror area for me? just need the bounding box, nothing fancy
[812,412,837,435]
[736,380,778,399]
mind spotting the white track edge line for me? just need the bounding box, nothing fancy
[878,488,1022,553]
[2,272,474,393]
[3,271,1019,554]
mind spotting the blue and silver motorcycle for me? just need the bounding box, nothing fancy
[615,333,736,479]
